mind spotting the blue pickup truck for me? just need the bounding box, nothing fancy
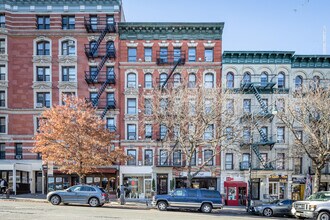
[152,188,223,213]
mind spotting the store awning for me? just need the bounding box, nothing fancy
[224,181,247,188]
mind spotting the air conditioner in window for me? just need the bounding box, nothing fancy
[145,57,151,62]
[36,103,43,108]
[68,40,75,46]
[15,155,22,160]
[128,136,135,140]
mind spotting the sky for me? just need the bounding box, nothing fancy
[122,0,330,55]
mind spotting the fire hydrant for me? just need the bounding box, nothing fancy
[5,188,10,199]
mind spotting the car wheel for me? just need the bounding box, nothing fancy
[88,197,100,207]
[157,201,168,211]
[50,195,61,205]
[318,212,330,220]
[263,208,273,217]
[201,203,212,213]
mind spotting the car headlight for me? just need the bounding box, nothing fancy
[309,205,317,211]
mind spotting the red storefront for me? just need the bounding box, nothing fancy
[224,180,247,206]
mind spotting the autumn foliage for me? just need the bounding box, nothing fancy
[33,97,126,180]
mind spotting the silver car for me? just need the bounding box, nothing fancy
[253,199,295,217]
[47,185,109,207]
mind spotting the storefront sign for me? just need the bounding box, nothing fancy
[292,177,306,184]
[269,175,288,182]
[47,161,54,176]
[179,172,211,177]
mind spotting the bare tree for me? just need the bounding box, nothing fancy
[277,86,330,193]
[146,82,241,188]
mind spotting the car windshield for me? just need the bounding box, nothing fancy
[270,199,280,204]
[306,192,330,201]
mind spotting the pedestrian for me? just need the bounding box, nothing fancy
[0,178,5,194]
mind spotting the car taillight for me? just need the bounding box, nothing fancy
[102,193,107,198]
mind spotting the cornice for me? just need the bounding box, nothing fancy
[32,55,52,63]
[0,54,8,62]
[32,82,52,89]
[0,80,8,88]
[124,114,138,121]
[124,88,139,95]
[58,55,77,64]
[57,82,78,89]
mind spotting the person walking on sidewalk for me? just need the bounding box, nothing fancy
[0,178,8,194]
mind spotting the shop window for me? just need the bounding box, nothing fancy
[144,47,152,62]
[128,48,137,62]
[62,16,75,30]
[144,149,153,166]
[188,47,196,62]
[225,153,233,170]
[127,149,137,165]
[37,16,50,29]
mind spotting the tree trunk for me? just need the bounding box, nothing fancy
[187,172,192,188]
[79,175,84,184]
[313,167,321,194]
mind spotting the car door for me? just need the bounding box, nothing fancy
[186,189,199,208]
[77,186,93,204]
[61,185,81,203]
[168,189,186,207]
[276,200,292,215]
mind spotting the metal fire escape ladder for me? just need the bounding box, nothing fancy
[251,84,269,114]
[161,58,182,90]
[90,25,110,56]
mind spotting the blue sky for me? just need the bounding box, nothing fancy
[122,0,330,55]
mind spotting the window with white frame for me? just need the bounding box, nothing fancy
[160,124,167,140]
[128,48,137,62]
[188,47,196,62]
[277,98,285,112]
[0,14,5,28]
[276,153,285,170]
[204,73,214,88]
[243,72,251,84]
[144,149,153,166]
[0,65,5,80]
[61,40,76,55]
[144,98,152,115]
[278,72,285,88]
[127,149,136,165]
[106,118,116,132]
[62,16,75,30]
[260,72,268,87]
[226,99,234,114]
[145,124,152,139]
[188,73,196,88]
[144,73,152,88]
[36,92,50,108]
[127,73,136,88]
[127,124,136,140]
[159,149,168,165]
[173,48,181,62]
[225,153,233,170]
[277,127,285,143]
[173,73,181,87]
[242,153,250,169]
[173,150,182,166]
[159,73,168,87]
[0,91,5,107]
[243,99,251,113]
[204,48,213,62]
[243,127,251,143]
[204,124,214,140]
[204,149,213,166]
[0,39,5,54]
[37,41,50,55]
[0,117,6,133]
[295,75,303,89]
[62,66,76,82]
[226,72,234,88]
[36,66,50,81]
[144,47,152,62]
[190,150,196,166]
[127,98,136,115]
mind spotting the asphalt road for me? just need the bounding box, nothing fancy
[0,200,294,220]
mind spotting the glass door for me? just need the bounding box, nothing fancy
[144,179,152,199]
[269,182,279,200]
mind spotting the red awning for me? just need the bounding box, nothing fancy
[224,181,247,188]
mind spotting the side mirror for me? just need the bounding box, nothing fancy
[278,202,283,206]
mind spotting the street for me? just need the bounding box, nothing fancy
[0,200,294,220]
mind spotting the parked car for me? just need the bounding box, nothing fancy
[252,199,295,217]
[152,188,223,213]
[47,185,109,207]
[292,191,330,219]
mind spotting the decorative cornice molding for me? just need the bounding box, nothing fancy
[172,41,183,47]
[0,54,8,61]
[187,41,198,47]
[57,82,77,89]
[126,41,138,47]
[187,68,199,73]
[124,88,139,95]
[158,41,169,47]
[58,55,77,63]
[203,41,215,48]
[143,41,154,47]
[32,82,52,89]
[105,35,117,42]
[32,55,52,63]
[157,69,169,74]
[0,28,8,35]
[143,69,154,74]
[0,80,8,88]
[124,114,138,121]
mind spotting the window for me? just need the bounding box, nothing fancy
[127,149,136,165]
[204,73,214,88]
[296,130,303,142]
[226,72,234,88]
[243,99,251,113]
[204,150,213,166]
[226,127,233,140]
[173,48,181,62]
[15,143,23,159]
[260,127,268,142]
[36,67,50,82]
[127,98,136,115]
[144,73,152,88]
[61,40,75,55]
[189,100,196,117]
[62,66,75,82]
[160,124,167,140]
[89,41,98,56]
[145,124,152,139]
[243,72,251,84]
[159,47,168,63]
[260,153,268,167]
[190,151,196,166]
[127,124,136,140]
[107,67,115,80]
[107,93,115,106]
[62,16,75,29]
[0,39,5,54]
[242,153,250,169]
[277,98,285,112]
[226,99,234,114]
[277,127,285,143]
[262,98,268,111]
[160,98,168,111]
[159,149,168,165]
[173,150,182,166]
[89,66,97,81]
[261,72,268,87]
[188,47,196,62]
[36,92,50,108]
[313,75,321,88]
[159,73,168,87]
[188,73,196,88]
[173,73,181,87]
[0,143,5,159]
[144,149,153,166]
[204,48,213,62]
[106,41,115,54]
[0,117,5,133]
[294,157,302,174]
[144,47,152,62]
[127,73,136,88]
[61,92,75,105]
[90,92,98,105]
[37,41,50,55]
[0,91,5,107]
[204,124,214,140]
[278,72,285,88]
[0,65,5,80]
[225,153,233,170]
[144,98,152,115]
[295,75,303,89]
[276,153,285,170]
[243,127,251,143]
[128,48,137,62]
[37,16,50,29]
[0,14,5,28]
[174,125,180,139]
[90,15,98,30]
[106,118,116,132]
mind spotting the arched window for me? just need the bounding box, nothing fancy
[295,75,303,88]
[106,41,115,55]
[226,72,234,88]
[37,41,50,55]
[89,40,98,56]
[278,72,285,88]
[261,72,268,87]
[144,73,152,88]
[243,72,251,84]
[173,73,181,87]
[188,73,196,88]
[61,40,75,56]
[127,73,136,88]
[160,73,168,87]
[204,73,214,88]
[313,75,320,88]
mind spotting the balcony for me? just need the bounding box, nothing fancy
[239,161,274,170]
[156,50,186,65]
[84,18,116,33]
[85,71,116,84]
[84,45,116,59]
[240,135,276,148]
[86,98,116,109]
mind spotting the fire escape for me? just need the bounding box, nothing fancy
[240,79,276,170]
[84,17,116,119]
[155,50,185,166]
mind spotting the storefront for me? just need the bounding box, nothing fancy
[224,180,247,206]
[0,170,30,194]
[175,177,217,190]
[292,177,306,200]
[268,175,288,200]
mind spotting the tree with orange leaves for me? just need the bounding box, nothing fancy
[33,96,126,182]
